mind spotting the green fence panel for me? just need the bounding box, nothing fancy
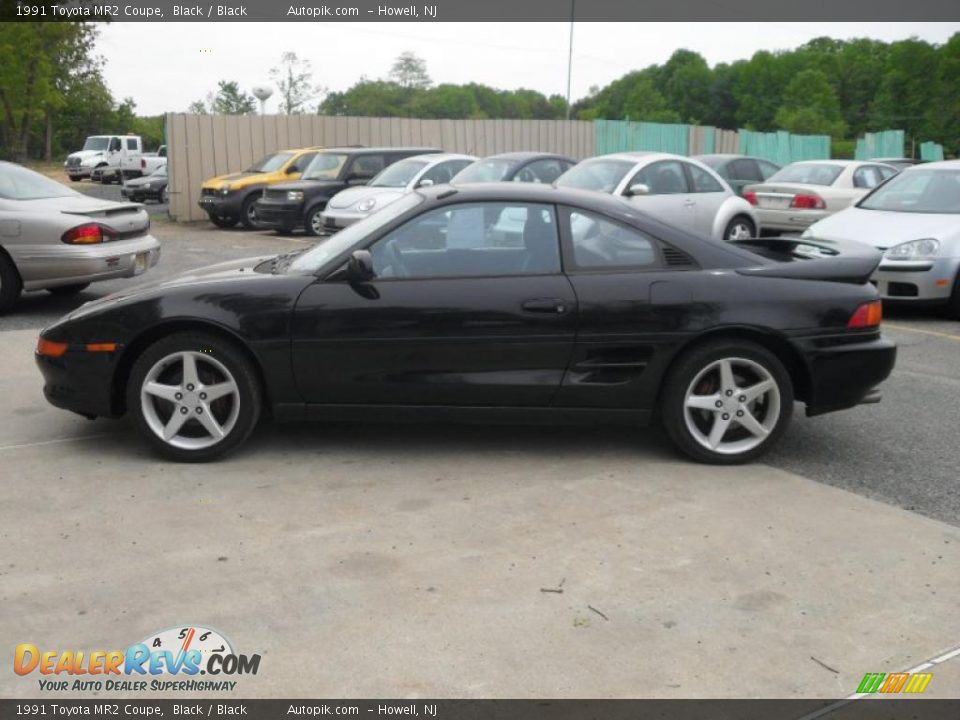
[854,130,905,160]
[919,141,944,162]
[738,129,830,165]
[594,120,689,155]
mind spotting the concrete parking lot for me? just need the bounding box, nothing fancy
[1,213,958,700]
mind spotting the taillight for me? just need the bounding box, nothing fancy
[848,300,882,329]
[790,194,825,210]
[744,191,758,206]
[141,158,146,168]
[61,223,115,245]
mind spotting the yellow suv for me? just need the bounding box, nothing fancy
[198,147,323,229]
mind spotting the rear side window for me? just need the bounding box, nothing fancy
[125,138,138,151]
[686,163,725,193]
[854,165,887,189]
[631,161,689,195]
[565,208,659,270]
[350,155,386,179]
[729,159,763,182]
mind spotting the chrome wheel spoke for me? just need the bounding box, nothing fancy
[181,353,200,388]
[736,408,769,439]
[203,380,238,402]
[195,403,225,439]
[707,413,732,449]
[143,381,180,403]
[718,359,736,394]
[686,393,722,411]
[741,378,774,403]
[163,411,189,440]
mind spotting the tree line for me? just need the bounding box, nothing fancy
[1,26,958,162]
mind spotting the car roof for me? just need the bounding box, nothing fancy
[480,152,575,162]
[693,153,777,162]
[787,159,881,167]
[423,180,647,213]
[586,151,688,164]
[904,159,960,170]
[412,152,478,163]
[319,146,441,154]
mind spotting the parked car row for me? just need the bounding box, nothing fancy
[64,134,166,184]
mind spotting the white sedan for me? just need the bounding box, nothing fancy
[803,160,960,317]
[555,152,758,242]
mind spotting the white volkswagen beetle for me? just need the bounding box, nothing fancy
[555,151,758,242]
[802,160,960,318]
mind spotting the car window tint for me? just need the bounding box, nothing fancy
[370,202,560,279]
[632,161,689,194]
[854,166,885,189]
[568,209,659,269]
[350,155,386,179]
[290,152,317,173]
[421,160,468,186]
[729,159,763,182]
[126,138,137,151]
[686,163,725,193]
[521,159,567,184]
[878,165,897,180]
[758,160,780,180]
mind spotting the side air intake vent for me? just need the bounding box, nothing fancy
[661,245,697,268]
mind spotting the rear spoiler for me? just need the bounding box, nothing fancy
[61,203,144,217]
[731,236,882,284]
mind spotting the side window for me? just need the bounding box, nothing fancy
[349,155,386,179]
[158,146,167,158]
[522,159,566,184]
[630,161,689,195]
[686,163,725,193]
[125,138,138,151]
[291,153,317,172]
[758,160,779,180]
[878,165,897,180]
[420,160,467,186]
[729,159,763,182]
[566,208,659,270]
[854,165,884,189]
[369,202,560,279]
[109,138,121,152]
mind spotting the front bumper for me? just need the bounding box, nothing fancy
[198,192,244,218]
[320,209,366,232]
[254,199,303,229]
[65,166,94,178]
[756,207,831,233]
[36,346,121,419]
[13,235,161,291]
[870,256,959,303]
[122,185,163,201]
[796,333,897,417]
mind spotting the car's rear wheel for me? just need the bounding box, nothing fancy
[47,283,90,296]
[159,187,168,204]
[239,195,262,230]
[723,216,756,242]
[304,205,326,237]
[947,270,960,320]
[68,175,80,182]
[127,332,262,462]
[661,340,793,464]
[0,251,23,315]
[209,214,237,229]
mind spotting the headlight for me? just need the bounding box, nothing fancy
[220,186,232,196]
[286,191,304,202]
[884,238,940,261]
[357,198,377,213]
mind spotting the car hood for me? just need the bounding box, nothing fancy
[201,171,284,190]
[67,150,106,162]
[124,175,160,188]
[328,186,404,210]
[271,179,343,192]
[806,207,960,250]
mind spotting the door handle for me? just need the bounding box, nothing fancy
[683,199,696,207]
[522,298,568,314]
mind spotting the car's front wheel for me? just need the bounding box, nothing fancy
[723,215,756,242]
[127,332,262,462]
[304,205,327,237]
[661,340,793,464]
[208,214,237,229]
[0,251,23,315]
[239,195,262,230]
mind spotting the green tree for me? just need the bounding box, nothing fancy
[774,69,846,137]
[389,52,432,90]
[270,52,321,114]
[206,80,256,115]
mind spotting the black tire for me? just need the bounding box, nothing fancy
[126,332,262,462]
[947,271,960,320]
[660,339,793,465]
[304,204,326,237]
[68,175,81,182]
[723,215,756,242]
[0,250,23,315]
[209,214,237,229]
[275,227,295,236]
[159,186,168,204]
[47,283,90,296]
[239,195,262,230]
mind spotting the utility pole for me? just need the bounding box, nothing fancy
[565,0,575,120]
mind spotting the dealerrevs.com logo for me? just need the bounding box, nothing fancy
[14,626,261,693]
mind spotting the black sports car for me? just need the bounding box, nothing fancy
[36,183,896,463]
[120,164,168,203]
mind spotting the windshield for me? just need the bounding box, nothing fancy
[767,163,843,186]
[371,159,428,188]
[82,137,110,152]
[302,153,349,181]
[859,169,960,214]
[246,152,294,173]
[453,159,514,183]
[0,162,76,200]
[555,159,635,193]
[289,193,424,274]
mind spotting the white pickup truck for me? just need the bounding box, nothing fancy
[64,135,144,183]
[139,145,167,176]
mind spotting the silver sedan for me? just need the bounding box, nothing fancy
[0,161,160,314]
[555,152,758,241]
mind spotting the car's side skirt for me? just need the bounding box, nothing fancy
[273,403,651,427]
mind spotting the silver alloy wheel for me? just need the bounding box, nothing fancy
[246,203,258,223]
[310,210,323,235]
[727,221,753,241]
[683,357,781,455]
[140,351,241,451]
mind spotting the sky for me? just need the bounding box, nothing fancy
[96,22,960,115]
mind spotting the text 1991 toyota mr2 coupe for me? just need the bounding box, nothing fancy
[36,183,895,463]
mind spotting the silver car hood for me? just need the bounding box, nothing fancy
[328,186,405,210]
[807,206,960,250]
[66,150,106,161]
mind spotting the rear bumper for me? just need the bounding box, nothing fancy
[871,256,959,303]
[797,333,897,417]
[11,235,161,291]
[756,207,831,233]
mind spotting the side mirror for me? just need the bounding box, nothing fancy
[346,250,375,282]
[286,165,299,174]
[626,183,650,197]
[417,178,434,188]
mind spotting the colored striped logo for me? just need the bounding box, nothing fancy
[856,672,933,694]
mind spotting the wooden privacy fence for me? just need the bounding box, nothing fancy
[166,113,596,221]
